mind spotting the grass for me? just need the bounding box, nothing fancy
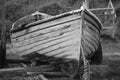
[91,39,120,80]
[1,39,120,80]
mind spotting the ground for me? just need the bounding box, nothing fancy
[0,39,120,80]
[91,39,120,80]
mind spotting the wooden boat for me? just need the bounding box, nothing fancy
[7,5,102,77]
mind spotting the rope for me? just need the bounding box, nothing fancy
[81,46,90,80]
[79,4,90,79]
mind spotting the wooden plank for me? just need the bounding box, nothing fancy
[11,20,79,44]
[83,32,99,55]
[81,9,101,59]
[84,30,99,50]
[8,32,78,56]
[44,44,77,57]
[85,9,102,29]
[11,24,74,43]
[85,20,99,35]
[81,41,91,57]
[7,20,80,57]
[85,27,99,45]
[26,72,68,77]
[11,14,80,38]
[11,19,80,43]
[84,11,101,31]
[7,28,78,54]
[13,32,77,53]
[111,14,116,39]
[18,35,79,57]
[95,13,115,16]
[7,19,80,58]
[83,36,96,54]
[84,34,99,55]
[6,59,52,64]
[43,38,78,55]
[90,8,114,11]
[0,65,111,77]
[102,27,113,29]
[44,38,78,57]
[80,11,100,58]
[0,65,55,73]
[55,50,78,60]
[0,65,57,76]
[11,27,77,48]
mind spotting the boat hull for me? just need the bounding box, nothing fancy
[7,9,102,64]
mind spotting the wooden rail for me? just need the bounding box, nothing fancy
[90,8,114,11]
[102,27,113,30]
[0,65,67,77]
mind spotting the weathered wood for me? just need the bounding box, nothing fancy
[90,8,114,11]
[84,9,102,29]
[7,8,102,61]
[8,29,78,52]
[27,72,68,77]
[8,16,81,60]
[102,27,113,29]
[12,35,79,59]
[11,14,80,38]
[0,65,58,77]
[11,20,79,44]
[0,65,110,77]
[6,59,50,64]
[6,7,103,80]
[10,8,84,33]
[11,27,77,48]
[10,13,100,48]
[14,28,76,47]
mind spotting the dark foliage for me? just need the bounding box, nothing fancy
[0,0,120,42]
[40,3,67,15]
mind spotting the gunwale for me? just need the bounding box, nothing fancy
[11,8,102,33]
